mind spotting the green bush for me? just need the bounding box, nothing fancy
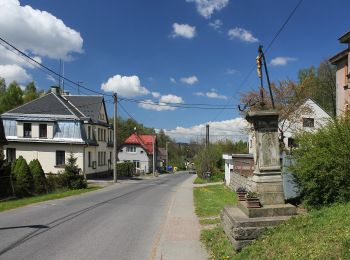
[0,151,13,198]
[64,152,87,189]
[29,159,47,194]
[116,162,135,177]
[194,146,223,178]
[46,173,69,191]
[290,116,350,208]
[11,156,34,197]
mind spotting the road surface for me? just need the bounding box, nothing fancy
[0,172,192,260]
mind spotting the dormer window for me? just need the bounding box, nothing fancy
[126,146,136,153]
[39,124,47,138]
[24,123,31,138]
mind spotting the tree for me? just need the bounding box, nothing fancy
[11,156,34,197]
[64,152,87,189]
[29,159,47,194]
[0,81,23,113]
[0,77,6,95]
[23,81,39,103]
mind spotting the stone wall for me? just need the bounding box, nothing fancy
[229,172,253,191]
[228,154,254,192]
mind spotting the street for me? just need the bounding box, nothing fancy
[0,172,191,260]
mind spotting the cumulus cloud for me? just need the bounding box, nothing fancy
[181,75,198,85]
[165,117,249,142]
[170,77,176,84]
[186,0,229,19]
[209,19,223,31]
[270,56,297,66]
[138,100,177,111]
[152,92,161,98]
[0,0,83,60]
[0,46,42,69]
[0,64,32,83]
[228,27,258,43]
[159,94,184,104]
[172,23,196,39]
[101,75,150,97]
[194,89,227,99]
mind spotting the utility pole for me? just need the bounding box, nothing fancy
[77,81,83,95]
[113,93,118,183]
[166,141,168,170]
[205,124,210,149]
[153,130,156,177]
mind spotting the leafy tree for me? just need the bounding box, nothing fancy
[0,77,6,95]
[290,114,350,208]
[0,150,13,198]
[23,81,39,103]
[0,81,23,113]
[11,156,34,197]
[29,159,47,194]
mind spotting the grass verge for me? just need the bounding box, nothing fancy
[193,173,225,184]
[0,186,101,212]
[201,226,236,259]
[193,184,236,218]
[199,218,221,225]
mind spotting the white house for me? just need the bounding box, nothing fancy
[2,86,114,176]
[118,133,157,174]
[222,154,233,186]
[279,98,331,149]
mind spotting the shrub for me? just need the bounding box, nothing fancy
[64,152,86,189]
[29,159,47,194]
[194,146,222,178]
[290,115,350,208]
[46,172,69,192]
[116,162,135,177]
[0,151,13,198]
[11,156,34,197]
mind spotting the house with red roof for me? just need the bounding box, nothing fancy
[118,133,157,174]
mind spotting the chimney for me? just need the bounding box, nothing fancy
[50,86,60,95]
[62,91,70,96]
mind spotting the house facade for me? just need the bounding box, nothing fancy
[118,133,157,174]
[329,31,350,116]
[1,86,114,176]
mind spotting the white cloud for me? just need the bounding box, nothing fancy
[138,100,177,111]
[152,92,161,98]
[186,0,229,19]
[170,77,176,84]
[0,64,32,83]
[206,91,227,99]
[226,68,239,75]
[270,56,297,66]
[228,27,258,43]
[181,75,198,85]
[165,117,249,142]
[159,94,184,104]
[101,75,150,97]
[0,0,83,60]
[0,46,42,69]
[209,19,223,31]
[172,23,196,39]
[194,91,205,96]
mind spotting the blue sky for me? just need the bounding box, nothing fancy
[0,0,349,140]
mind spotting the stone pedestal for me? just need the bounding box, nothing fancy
[222,110,296,251]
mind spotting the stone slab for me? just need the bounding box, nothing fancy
[237,201,296,218]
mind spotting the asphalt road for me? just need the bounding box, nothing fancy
[0,172,192,260]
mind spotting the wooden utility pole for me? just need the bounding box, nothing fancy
[166,141,168,170]
[153,130,156,176]
[113,93,118,183]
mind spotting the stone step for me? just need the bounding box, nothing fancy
[237,201,297,218]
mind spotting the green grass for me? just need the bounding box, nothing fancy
[193,184,237,218]
[236,203,350,259]
[199,218,221,225]
[194,173,224,184]
[0,186,101,212]
[201,226,236,260]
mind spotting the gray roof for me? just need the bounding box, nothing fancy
[2,92,109,126]
[0,118,7,145]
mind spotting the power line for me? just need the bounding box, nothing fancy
[212,0,304,121]
[0,36,109,97]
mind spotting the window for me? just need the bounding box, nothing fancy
[39,124,47,138]
[6,148,16,163]
[23,123,32,137]
[133,160,140,168]
[88,126,92,139]
[98,128,101,141]
[288,138,297,148]
[302,118,315,128]
[88,151,92,167]
[98,151,106,166]
[126,146,136,153]
[56,151,65,166]
[109,152,112,164]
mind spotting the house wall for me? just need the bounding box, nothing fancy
[118,145,150,173]
[84,143,113,175]
[335,58,349,116]
[224,159,233,186]
[3,142,83,174]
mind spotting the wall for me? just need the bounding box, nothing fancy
[118,145,150,173]
[335,58,349,116]
[3,142,83,174]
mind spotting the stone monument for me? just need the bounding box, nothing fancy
[221,110,296,250]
